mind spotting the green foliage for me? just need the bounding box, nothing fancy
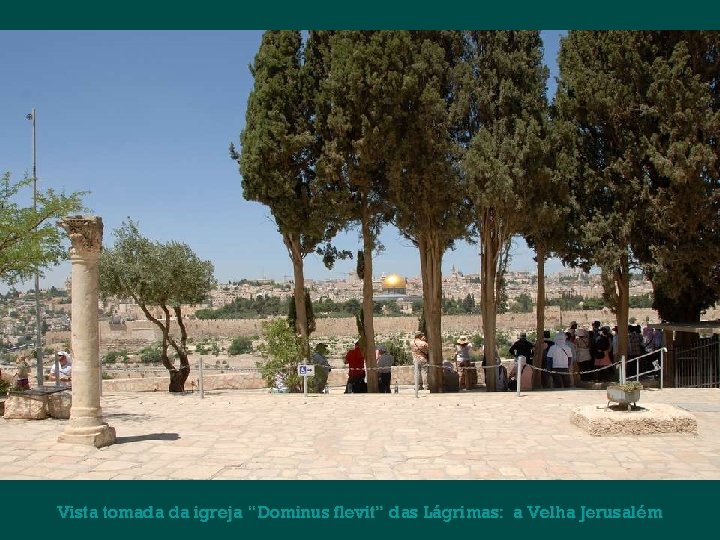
[546,293,605,311]
[417,308,427,337]
[196,294,288,319]
[556,31,720,325]
[441,295,478,315]
[103,350,129,364]
[628,293,654,309]
[510,293,533,313]
[356,250,364,280]
[228,336,253,355]
[99,220,216,390]
[495,331,513,359]
[257,318,303,392]
[384,336,412,366]
[237,31,340,251]
[139,344,162,365]
[0,172,85,285]
[460,31,549,389]
[0,378,11,395]
[288,289,316,335]
[236,30,347,340]
[99,221,216,310]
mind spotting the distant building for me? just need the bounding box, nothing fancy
[374,273,421,313]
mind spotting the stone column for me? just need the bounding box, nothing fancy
[57,216,115,448]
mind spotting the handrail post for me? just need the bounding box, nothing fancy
[660,347,665,390]
[199,357,204,399]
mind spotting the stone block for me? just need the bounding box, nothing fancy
[570,403,698,436]
[3,394,48,420]
[47,391,72,419]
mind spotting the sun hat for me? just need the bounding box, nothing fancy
[456,335,469,345]
[414,331,424,338]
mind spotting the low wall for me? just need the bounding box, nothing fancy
[101,365,425,393]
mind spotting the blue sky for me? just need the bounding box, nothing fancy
[0,30,566,291]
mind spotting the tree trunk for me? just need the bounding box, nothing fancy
[284,233,310,361]
[614,249,630,377]
[173,305,191,383]
[137,301,189,392]
[533,245,546,389]
[480,213,498,392]
[418,233,444,393]
[360,197,378,392]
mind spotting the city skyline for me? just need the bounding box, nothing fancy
[1,30,567,293]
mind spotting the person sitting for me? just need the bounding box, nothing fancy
[47,350,72,382]
[442,360,460,392]
[507,356,533,392]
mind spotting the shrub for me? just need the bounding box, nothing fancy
[228,336,253,355]
[139,344,162,364]
[103,350,129,364]
[384,336,412,366]
[257,318,303,392]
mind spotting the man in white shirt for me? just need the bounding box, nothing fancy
[48,350,72,382]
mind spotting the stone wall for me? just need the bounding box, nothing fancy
[48,307,720,355]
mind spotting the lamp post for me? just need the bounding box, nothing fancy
[27,109,44,387]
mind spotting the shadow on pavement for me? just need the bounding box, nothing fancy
[115,432,180,444]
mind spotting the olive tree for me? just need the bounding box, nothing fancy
[99,221,216,392]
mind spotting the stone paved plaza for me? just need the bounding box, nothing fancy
[1,387,719,480]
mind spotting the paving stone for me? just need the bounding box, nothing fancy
[1,388,720,479]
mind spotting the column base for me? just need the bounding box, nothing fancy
[58,423,116,448]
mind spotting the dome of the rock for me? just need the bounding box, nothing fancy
[381,274,407,293]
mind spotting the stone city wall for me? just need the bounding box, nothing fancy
[46,307,720,356]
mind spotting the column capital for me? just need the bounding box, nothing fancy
[59,215,103,257]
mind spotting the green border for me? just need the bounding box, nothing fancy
[1,0,720,29]
[0,479,715,539]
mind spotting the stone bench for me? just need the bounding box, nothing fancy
[3,386,72,420]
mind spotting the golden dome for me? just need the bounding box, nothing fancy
[382,274,407,289]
